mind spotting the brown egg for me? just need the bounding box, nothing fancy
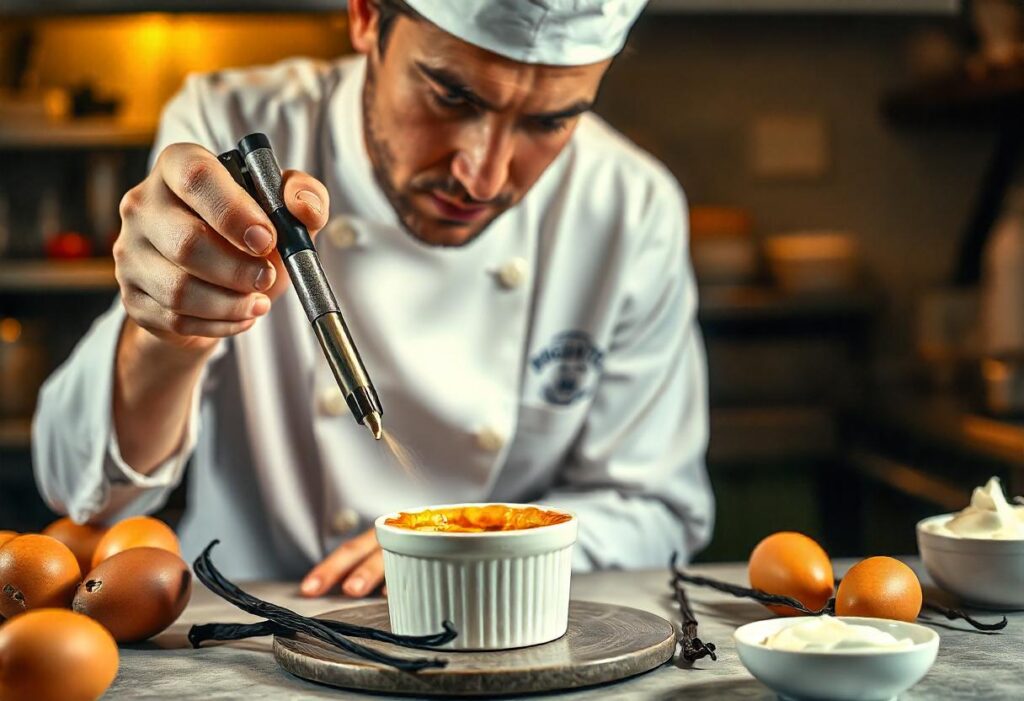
[73,547,192,643]
[91,515,180,569]
[835,556,923,622]
[748,531,835,616]
[0,535,81,619]
[0,608,118,701]
[42,518,107,576]
[0,531,17,548]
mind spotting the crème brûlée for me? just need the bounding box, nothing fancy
[385,504,571,532]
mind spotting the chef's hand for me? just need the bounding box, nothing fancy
[300,528,386,599]
[115,142,330,351]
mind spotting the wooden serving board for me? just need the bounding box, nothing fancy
[273,600,676,697]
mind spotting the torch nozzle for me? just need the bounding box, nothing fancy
[365,411,383,440]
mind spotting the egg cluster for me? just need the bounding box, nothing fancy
[748,531,923,622]
[0,515,191,701]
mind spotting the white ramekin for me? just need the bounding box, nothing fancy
[375,503,577,650]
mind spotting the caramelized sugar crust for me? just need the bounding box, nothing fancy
[385,505,570,532]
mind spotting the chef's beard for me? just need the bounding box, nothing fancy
[362,58,512,248]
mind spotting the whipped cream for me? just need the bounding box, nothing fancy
[924,477,1024,540]
[762,616,914,653]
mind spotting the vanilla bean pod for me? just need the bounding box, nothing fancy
[671,560,833,616]
[670,557,1006,634]
[192,540,450,671]
[669,555,717,662]
[920,601,1008,631]
[189,618,458,649]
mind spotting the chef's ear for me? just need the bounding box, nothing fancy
[348,0,381,56]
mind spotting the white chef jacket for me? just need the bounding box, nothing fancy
[33,56,713,579]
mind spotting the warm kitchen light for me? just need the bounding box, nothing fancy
[25,14,351,127]
[0,318,21,344]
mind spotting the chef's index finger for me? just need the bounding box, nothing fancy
[158,142,276,257]
[300,528,379,598]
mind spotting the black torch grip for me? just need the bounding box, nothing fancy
[269,208,314,259]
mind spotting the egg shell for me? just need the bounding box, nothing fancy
[91,516,180,569]
[835,556,923,622]
[0,531,17,549]
[42,518,107,576]
[74,547,192,642]
[748,531,835,616]
[0,534,81,619]
[0,608,118,701]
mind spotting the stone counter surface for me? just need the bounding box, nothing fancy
[106,559,1021,700]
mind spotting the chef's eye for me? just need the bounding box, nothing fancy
[528,117,568,134]
[432,90,468,110]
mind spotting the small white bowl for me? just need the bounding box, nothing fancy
[734,617,939,701]
[917,514,1024,610]
[375,503,577,650]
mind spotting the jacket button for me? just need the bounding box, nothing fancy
[318,386,346,416]
[332,508,361,535]
[326,217,358,249]
[497,257,528,289]
[475,425,505,453]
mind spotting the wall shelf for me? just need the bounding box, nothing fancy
[0,418,31,450]
[0,119,155,150]
[0,259,117,292]
[0,0,342,13]
[883,71,1024,127]
[0,0,960,15]
[698,284,875,323]
[650,0,959,13]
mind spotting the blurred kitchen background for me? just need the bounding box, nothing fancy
[2,0,1023,562]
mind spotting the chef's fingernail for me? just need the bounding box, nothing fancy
[253,264,275,291]
[301,577,321,595]
[345,577,365,596]
[296,190,322,215]
[251,295,271,317]
[244,225,274,255]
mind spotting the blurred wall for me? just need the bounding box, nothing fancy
[597,14,998,374]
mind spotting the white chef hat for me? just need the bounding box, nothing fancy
[401,0,649,66]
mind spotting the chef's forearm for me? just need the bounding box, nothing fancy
[113,318,216,476]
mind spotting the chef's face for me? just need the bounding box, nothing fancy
[350,2,612,247]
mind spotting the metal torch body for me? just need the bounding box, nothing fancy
[219,133,383,439]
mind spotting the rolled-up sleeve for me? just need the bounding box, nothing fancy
[541,177,714,571]
[32,74,223,524]
[32,301,222,523]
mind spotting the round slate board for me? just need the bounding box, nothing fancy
[273,600,676,697]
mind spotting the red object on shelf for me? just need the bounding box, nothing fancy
[45,232,93,259]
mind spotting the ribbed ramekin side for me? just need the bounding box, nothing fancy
[383,545,574,649]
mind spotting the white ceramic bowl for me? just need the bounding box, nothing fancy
[734,616,938,701]
[375,503,577,650]
[917,514,1024,610]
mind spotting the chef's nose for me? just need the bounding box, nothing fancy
[452,123,513,203]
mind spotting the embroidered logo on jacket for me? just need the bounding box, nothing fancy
[530,331,604,406]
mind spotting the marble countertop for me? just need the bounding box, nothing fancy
[106,559,1021,700]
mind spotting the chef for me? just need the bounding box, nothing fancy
[33,0,714,597]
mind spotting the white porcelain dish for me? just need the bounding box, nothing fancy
[375,503,577,650]
[917,514,1024,610]
[734,616,939,701]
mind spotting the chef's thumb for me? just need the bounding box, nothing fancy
[281,169,331,238]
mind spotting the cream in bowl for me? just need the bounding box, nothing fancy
[375,503,577,650]
[735,616,939,701]
[917,476,1024,610]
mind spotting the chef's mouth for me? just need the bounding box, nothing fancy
[424,190,490,224]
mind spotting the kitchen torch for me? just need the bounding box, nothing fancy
[219,133,383,440]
